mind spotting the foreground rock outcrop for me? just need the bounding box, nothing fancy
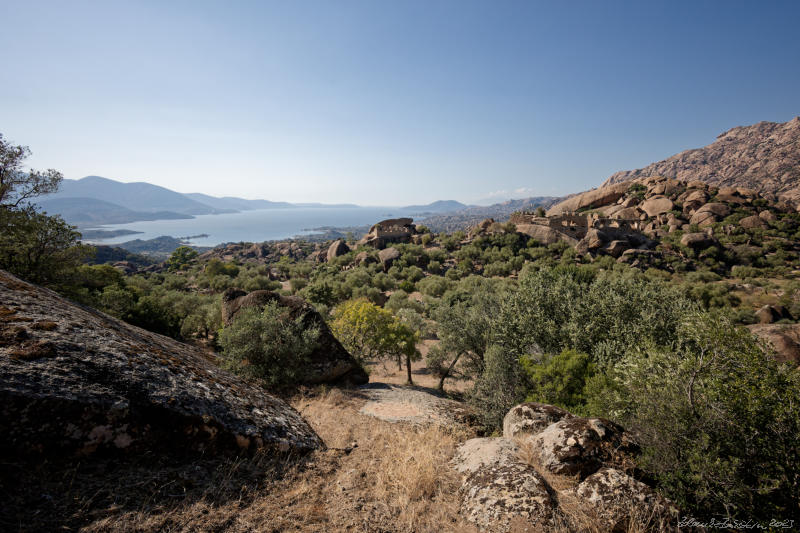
[221,288,369,385]
[452,402,677,532]
[0,270,322,458]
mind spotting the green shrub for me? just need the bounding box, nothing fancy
[591,312,800,520]
[219,303,320,388]
[522,349,595,414]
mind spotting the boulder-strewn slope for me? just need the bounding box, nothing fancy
[0,270,322,458]
[603,117,800,203]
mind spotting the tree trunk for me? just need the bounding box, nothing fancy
[437,351,463,391]
[406,352,413,385]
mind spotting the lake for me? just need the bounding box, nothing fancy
[85,206,422,246]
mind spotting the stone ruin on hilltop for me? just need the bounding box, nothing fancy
[358,217,420,248]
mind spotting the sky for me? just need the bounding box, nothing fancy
[1,1,799,206]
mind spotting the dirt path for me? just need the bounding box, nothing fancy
[358,383,472,426]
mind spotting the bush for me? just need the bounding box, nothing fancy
[495,268,692,368]
[219,303,320,388]
[469,345,528,430]
[591,312,800,520]
[522,349,595,414]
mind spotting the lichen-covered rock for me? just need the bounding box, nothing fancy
[503,402,574,441]
[527,418,639,478]
[689,202,731,227]
[571,468,678,532]
[739,215,768,229]
[515,224,579,245]
[353,251,378,266]
[453,438,554,532]
[747,323,800,366]
[0,270,322,458]
[221,289,368,385]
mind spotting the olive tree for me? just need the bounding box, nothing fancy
[330,298,419,384]
[0,134,63,208]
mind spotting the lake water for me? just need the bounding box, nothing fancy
[86,207,422,246]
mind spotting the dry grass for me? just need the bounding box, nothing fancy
[6,386,477,533]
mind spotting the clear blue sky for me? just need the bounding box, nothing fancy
[1,1,798,205]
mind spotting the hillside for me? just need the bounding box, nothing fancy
[37,197,192,225]
[401,200,468,214]
[603,117,800,202]
[184,193,294,211]
[50,176,231,215]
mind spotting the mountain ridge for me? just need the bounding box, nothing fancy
[602,116,800,202]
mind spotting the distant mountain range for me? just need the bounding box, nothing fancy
[401,200,469,214]
[36,176,362,227]
[35,176,486,228]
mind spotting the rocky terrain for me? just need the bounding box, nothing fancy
[453,402,676,532]
[0,269,322,458]
[603,117,800,203]
[518,174,798,269]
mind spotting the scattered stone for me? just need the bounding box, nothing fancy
[759,210,777,222]
[739,215,767,229]
[570,468,678,532]
[640,196,674,217]
[358,218,417,248]
[680,232,715,248]
[354,251,378,266]
[546,183,630,216]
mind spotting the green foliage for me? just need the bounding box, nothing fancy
[0,133,63,208]
[495,268,692,367]
[627,183,647,200]
[167,246,199,271]
[469,345,528,429]
[219,303,320,388]
[0,206,88,284]
[591,312,800,520]
[205,258,240,277]
[330,298,417,365]
[522,349,596,414]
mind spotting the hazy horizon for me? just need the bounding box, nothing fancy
[2,1,799,205]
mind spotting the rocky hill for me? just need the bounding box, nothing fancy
[603,117,800,203]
